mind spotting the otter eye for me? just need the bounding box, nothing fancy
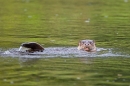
[89,41,92,44]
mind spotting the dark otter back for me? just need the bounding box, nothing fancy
[22,42,44,50]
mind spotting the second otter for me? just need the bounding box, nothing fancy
[77,40,96,52]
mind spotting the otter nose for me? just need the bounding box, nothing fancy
[85,44,90,45]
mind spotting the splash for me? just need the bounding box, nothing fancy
[0,47,129,58]
[18,46,22,51]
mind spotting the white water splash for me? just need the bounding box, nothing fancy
[124,0,128,2]
[0,47,129,58]
[18,46,22,51]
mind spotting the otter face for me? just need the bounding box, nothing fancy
[77,40,96,52]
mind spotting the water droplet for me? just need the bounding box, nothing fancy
[24,9,27,12]
[50,40,55,42]
[117,74,122,77]
[95,72,98,74]
[3,79,7,81]
[55,14,58,16]
[124,0,128,2]
[25,0,30,3]
[77,77,80,80]
[28,15,32,18]
[85,18,90,23]
[106,80,109,82]
[104,15,108,18]
[10,81,14,84]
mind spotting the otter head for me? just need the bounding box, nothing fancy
[77,40,96,52]
[21,43,34,48]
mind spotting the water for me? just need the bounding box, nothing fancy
[1,47,129,58]
[0,0,130,86]
[18,46,23,51]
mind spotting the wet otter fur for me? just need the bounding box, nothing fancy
[19,42,44,53]
[77,40,96,52]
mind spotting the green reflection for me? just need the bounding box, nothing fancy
[0,57,130,86]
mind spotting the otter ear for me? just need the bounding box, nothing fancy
[92,40,95,43]
[79,40,83,45]
[79,40,84,44]
[78,40,81,45]
[89,40,95,45]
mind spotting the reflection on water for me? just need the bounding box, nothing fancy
[1,47,129,58]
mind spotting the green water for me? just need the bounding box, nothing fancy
[0,0,130,86]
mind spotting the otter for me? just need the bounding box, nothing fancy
[19,42,44,52]
[77,40,96,52]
